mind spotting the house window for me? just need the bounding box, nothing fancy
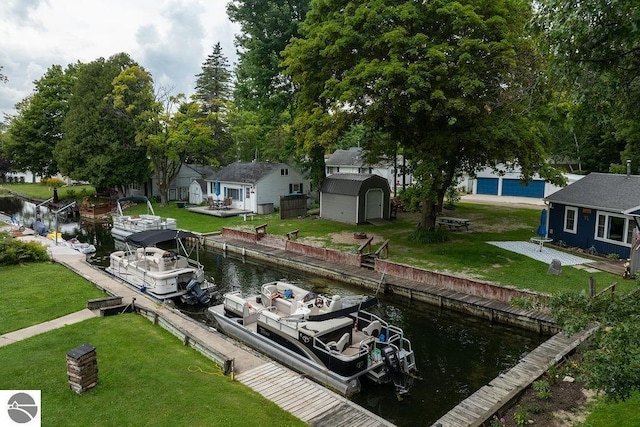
[245,187,251,199]
[596,212,631,245]
[225,187,242,201]
[281,168,289,176]
[289,183,303,194]
[563,207,577,233]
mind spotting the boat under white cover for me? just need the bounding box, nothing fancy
[208,281,417,397]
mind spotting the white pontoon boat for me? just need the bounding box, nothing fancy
[106,229,213,305]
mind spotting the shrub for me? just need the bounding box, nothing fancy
[513,406,529,427]
[606,253,620,260]
[0,234,49,265]
[533,379,552,400]
[40,177,65,188]
[407,228,450,244]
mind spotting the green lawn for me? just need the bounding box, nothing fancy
[127,200,629,296]
[1,182,95,201]
[0,263,107,334]
[580,393,640,427]
[0,314,305,427]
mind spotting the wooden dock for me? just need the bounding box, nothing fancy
[237,362,395,427]
[430,329,594,427]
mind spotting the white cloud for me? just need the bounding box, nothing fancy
[0,0,239,118]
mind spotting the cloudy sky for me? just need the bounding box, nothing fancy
[0,0,240,118]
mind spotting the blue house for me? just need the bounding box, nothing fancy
[544,172,640,259]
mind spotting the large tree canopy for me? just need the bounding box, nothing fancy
[55,53,150,193]
[284,0,561,229]
[4,64,77,179]
[227,0,310,163]
[535,0,640,173]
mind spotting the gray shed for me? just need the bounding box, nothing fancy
[319,174,391,224]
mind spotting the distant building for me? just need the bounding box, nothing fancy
[325,147,412,194]
[463,165,583,199]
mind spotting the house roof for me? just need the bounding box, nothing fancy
[185,163,215,178]
[544,172,640,213]
[326,147,397,168]
[326,148,367,167]
[320,173,389,196]
[208,162,289,184]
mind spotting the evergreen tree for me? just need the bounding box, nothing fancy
[194,42,233,114]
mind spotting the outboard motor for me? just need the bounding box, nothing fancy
[382,345,411,397]
[185,279,211,305]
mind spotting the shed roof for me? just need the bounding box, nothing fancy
[545,172,640,213]
[320,173,388,196]
[208,162,288,184]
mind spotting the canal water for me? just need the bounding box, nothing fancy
[2,196,547,426]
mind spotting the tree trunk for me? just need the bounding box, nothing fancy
[419,197,438,230]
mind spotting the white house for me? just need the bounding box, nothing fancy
[206,162,309,213]
[325,147,413,195]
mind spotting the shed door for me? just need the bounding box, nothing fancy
[365,189,383,220]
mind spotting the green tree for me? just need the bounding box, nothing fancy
[535,0,640,173]
[194,42,233,114]
[551,290,640,402]
[284,0,560,229]
[4,64,77,180]
[0,65,7,83]
[193,43,234,165]
[227,0,311,163]
[55,53,150,194]
[133,91,217,206]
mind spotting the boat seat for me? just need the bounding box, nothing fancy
[363,320,382,337]
[327,295,342,312]
[327,333,350,353]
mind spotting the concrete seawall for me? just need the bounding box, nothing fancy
[202,230,558,335]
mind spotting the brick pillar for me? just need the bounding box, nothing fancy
[66,344,98,394]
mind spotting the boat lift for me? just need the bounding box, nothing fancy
[52,201,77,245]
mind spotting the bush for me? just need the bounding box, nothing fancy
[407,228,450,244]
[40,177,65,188]
[0,234,49,265]
[533,380,552,400]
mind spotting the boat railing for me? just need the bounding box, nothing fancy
[352,312,413,355]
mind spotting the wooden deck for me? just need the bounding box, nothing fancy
[430,329,594,427]
[237,362,394,427]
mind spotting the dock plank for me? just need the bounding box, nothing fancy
[238,362,393,426]
[430,329,594,427]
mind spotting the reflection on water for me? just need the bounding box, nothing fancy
[193,251,546,426]
[2,196,546,426]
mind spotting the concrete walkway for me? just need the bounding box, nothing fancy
[0,309,97,348]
